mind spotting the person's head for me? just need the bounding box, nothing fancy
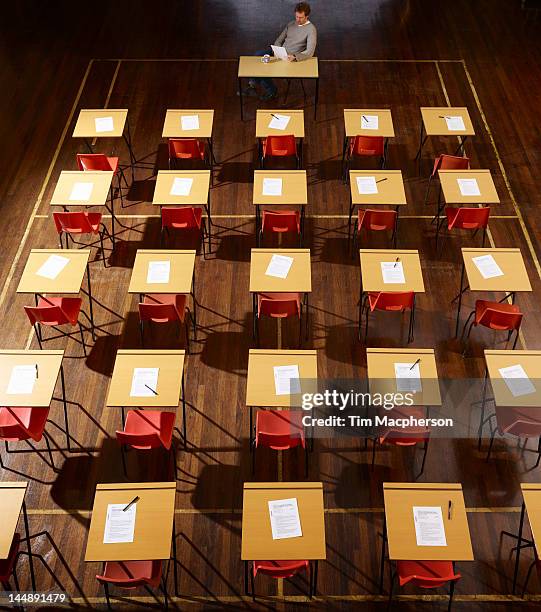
[295,2,311,25]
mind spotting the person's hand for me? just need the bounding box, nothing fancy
[287,54,296,62]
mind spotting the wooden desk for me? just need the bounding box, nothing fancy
[17,249,96,339]
[162,109,214,139]
[366,348,442,407]
[344,109,395,138]
[256,110,305,168]
[416,107,475,166]
[454,248,532,336]
[359,249,425,293]
[238,56,319,120]
[484,350,541,409]
[439,170,499,205]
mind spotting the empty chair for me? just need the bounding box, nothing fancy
[24,297,88,356]
[436,206,490,248]
[167,138,209,180]
[259,210,301,247]
[53,211,111,266]
[76,153,127,207]
[343,136,386,182]
[0,533,21,595]
[116,410,177,479]
[461,299,523,354]
[485,405,541,466]
[352,209,397,253]
[160,206,209,255]
[138,294,194,353]
[96,560,167,611]
[260,135,299,169]
[252,410,308,477]
[425,153,470,207]
[361,291,415,343]
[255,292,305,347]
[246,560,313,600]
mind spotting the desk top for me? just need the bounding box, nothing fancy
[246,349,318,407]
[350,171,407,206]
[521,484,541,550]
[359,249,425,293]
[439,170,499,205]
[366,348,441,407]
[344,109,395,138]
[250,248,312,293]
[107,350,186,408]
[85,482,176,562]
[239,56,318,79]
[0,482,27,560]
[253,170,308,206]
[241,482,326,560]
[383,482,473,561]
[128,250,196,294]
[420,107,475,136]
[73,109,128,138]
[152,170,210,206]
[484,350,541,408]
[17,249,90,294]
[462,248,532,293]
[162,109,214,139]
[0,350,64,408]
[50,171,113,207]
[256,110,305,139]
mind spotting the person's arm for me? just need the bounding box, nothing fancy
[273,24,288,47]
[294,25,317,61]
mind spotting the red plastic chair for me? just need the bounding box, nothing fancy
[0,533,21,594]
[390,560,461,609]
[485,405,541,466]
[461,299,523,354]
[344,136,386,181]
[247,559,313,600]
[252,410,308,476]
[256,292,305,347]
[260,135,299,169]
[24,297,88,356]
[76,153,127,208]
[53,211,111,266]
[353,209,397,252]
[259,210,301,247]
[138,294,194,353]
[168,138,209,178]
[116,409,176,479]
[371,407,430,476]
[96,560,167,610]
[436,206,490,248]
[0,407,56,470]
[361,291,415,343]
[425,154,471,206]
[161,206,209,255]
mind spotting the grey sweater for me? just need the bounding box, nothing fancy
[273,20,317,61]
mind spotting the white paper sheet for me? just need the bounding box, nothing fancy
[129,367,159,397]
[457,178,481,197]
[170,177,193,196]
[444,115,466,131]
[356,176,378,194]
[273,365,301,396]
[380,261,405,284]
[268,498,302,540]
[268,114,290,130]
[94,116,114,133]
[36,254,70,279]
[6,365,38,395]
[361,114,379,130]
[146,260,170,284]
[499,364,536,398]
[180,115,200,131]
[471,255,504,279]
[262,178,283,196]
[394,362,422,393]
[103,503,137,544]
[265,254,294,279]
[69,182,94,201]
[413,506,447,547]
[271,45,289,61]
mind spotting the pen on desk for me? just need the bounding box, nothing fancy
[376,178,388,184]
[271,113,280,120]
[394,257,400,268]
[145,384,158,395]
[362,115,368,121]
[439,115,450,119]
[123,496,139,512]
[448,500,453,520]
[410,358,420,370]
[35,363,39,379]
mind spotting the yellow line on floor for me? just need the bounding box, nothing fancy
[91,60,121,147]
[94,58,464,64]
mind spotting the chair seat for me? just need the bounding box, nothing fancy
[474,300,520,327]
[368,292,411,312]
[142,294,187,322]
[0,533,20,582]
[495,405,541,438]
[397,560,458,588]
[169,207,203,229]
[256,411,304,450]
[97,560,162,589]
[253,559,308,578]
[0,407,49,442]
[120,410,175,450]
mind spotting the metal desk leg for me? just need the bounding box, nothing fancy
[207,137,218,165]
[454,136,468,156]
[22,501,37,591]
[60,365,71,452]
[182,370,187,447]
[239,77,244,121]
[172,518,179,597]
[252,293,257,340]
[348,191,354,242]
[314,77,319,120]
[86,264,96,341]
[255,205,261,245]
[191,270,197,333]
[84,138,93,153]
[512,501,526,594]
[108,185,117,248]
[478,367,489,449]
[313,559,319,595]
[123,120,136,181]
[379,517,387,593]
[455,262,466,337]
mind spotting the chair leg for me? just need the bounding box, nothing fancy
[522,560,536,596]
[424,174,433,206]
[43,432,56,471]
[103,581,112,611]
[250,565,256,602]
[448,578,456,611]
[140,320,145,347]
[251,439,256,475]
[117,174,124,208]
[486,427,497,462]
[120,443,128,478]
[419,439,429,477]
[512,330,519,350]
[535,437,541,468]
[387,566,395,610]
[184,315,191,355]
[78,322,88,357]
[34,323,43,349]
[99,230,106,267]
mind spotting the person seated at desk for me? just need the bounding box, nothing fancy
[243,2,317,101]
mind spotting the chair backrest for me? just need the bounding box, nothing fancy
[161,206,201,230]
[76,153,113,171]
[359,209,397,231]
[96,560,161,588]
[496,406,541,438]
[370,291,414,312]
[138,302,180,323]
[168,138,202,159]
[264,135,297,157]
[258,296,301,318]
[351,135,384,156]
[256,411,304,450]
[0,406,49,442]
[116,429,163,449]
[261,210,300,234]
[477,303,523,332]
[24,304,70,326]
[53,211,95,235]
[447,206,490,230]
[380,426,430,446]
[432,153,470,176]
[253,559,308,579]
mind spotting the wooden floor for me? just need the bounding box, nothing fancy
[3,1,541,609]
